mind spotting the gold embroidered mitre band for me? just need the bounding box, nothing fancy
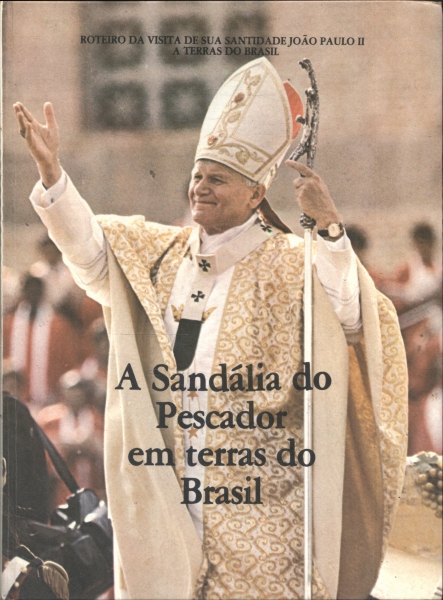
[195,57,303,189]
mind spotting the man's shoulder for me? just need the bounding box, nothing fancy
[242,230,305,275]
[96,214,194,271]
[262,230,304,255]
[97,214,192,247]
[96,214,183,236]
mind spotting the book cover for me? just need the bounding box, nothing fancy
[2,2,441,599]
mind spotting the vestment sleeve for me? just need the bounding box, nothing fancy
[29,172,111,306]
[315,234,362,343]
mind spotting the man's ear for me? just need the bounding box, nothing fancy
[250,184,267,208]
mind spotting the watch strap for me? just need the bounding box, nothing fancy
[317,222,344,239]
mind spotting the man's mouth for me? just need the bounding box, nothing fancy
[192,199,216,206]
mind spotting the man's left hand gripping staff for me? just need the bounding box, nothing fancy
[14,102,62,191]
[285,159,342,232]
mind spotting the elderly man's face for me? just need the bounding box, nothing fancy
[189,160,264,235]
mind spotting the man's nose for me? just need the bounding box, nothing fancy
[194,177,210,194]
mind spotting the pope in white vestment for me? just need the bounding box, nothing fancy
[15,58,408,600]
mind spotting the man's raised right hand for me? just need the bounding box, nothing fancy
[13,102,62,188]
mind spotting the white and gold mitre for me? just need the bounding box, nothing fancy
[195,57,303,188]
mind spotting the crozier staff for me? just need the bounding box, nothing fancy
[15,58,407,600]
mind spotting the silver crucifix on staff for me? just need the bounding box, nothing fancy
[288,58,320,600]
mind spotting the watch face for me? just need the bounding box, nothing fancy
[328,223,341,237]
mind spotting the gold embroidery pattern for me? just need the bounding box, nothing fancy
[98,217,407,599]
[98,215,191,481]
[376,294,408,554]
[151,231,193,317]
[148,228,206,484]
[98,215,184,368]
[207,69,267,168]
[197,234,329,599]
[171,304,217,323]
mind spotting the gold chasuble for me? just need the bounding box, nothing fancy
[96,215,407,600]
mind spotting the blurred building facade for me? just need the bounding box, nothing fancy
[3,1,441,275]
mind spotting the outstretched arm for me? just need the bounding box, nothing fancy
[14,102,110,306]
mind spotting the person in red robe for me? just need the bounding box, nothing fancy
[384,223,442,455]
[3,274,84,409]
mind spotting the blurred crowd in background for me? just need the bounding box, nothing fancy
[347,222,442,457]
[2,220,442,515]
[3,236,107,511]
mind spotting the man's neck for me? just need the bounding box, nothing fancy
[200,212,258,254]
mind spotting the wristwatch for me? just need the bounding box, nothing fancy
[317,222,344,240]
